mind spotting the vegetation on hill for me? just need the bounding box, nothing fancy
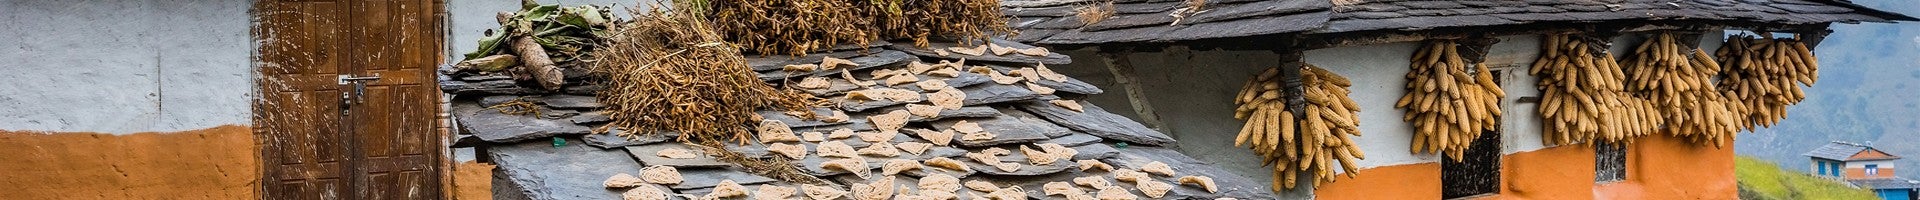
[1734,0,1920,179]
[1736,156,1878,200]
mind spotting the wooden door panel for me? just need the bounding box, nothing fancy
[257,0,354,199]
[351,0,442,197]
[258,0,444,199]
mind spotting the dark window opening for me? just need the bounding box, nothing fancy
[1595,141,1628,182]
[1442,125,1502,198]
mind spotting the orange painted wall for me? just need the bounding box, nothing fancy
[1316,134,1736,200]
[1315,163,1443,200]
[454,161,496,200]
[0,125,259,199]
[1493,144,1596,200]
[1844,168,1897,179]
[1596,133,1737,200]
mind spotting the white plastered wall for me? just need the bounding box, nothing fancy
[0,0,256,134]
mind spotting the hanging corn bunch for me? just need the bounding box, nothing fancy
[1622,33,1741,147]
[1530,34,1663,146]
[1232,64,1364,191]
[1398,40,1504,160]
[1715,34,1818,131]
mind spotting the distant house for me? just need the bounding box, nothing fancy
[1805,141,1919,200]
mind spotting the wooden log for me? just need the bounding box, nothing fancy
[511,36,564,90]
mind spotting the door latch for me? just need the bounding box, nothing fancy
[338,74,382,109]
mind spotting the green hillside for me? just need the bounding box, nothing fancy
[1737,156,1879,200]
[1733,0,1920,179]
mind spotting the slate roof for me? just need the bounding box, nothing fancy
[1002,0,1915,45]
[1851,177,1920,190]
[440,40,1278,200]
[1803,141,1900,161]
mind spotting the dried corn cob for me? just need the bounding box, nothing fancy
[1233,64,1363,191]
[1397,40,1504,161]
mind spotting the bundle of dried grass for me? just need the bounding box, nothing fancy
[595,7,816,144]
[704,0,871,55]
[698,0,1010,55]
[860,0,1009,48]
[1074,2,1116,26]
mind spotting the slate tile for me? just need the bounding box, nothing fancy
[886,39,1073,65]
[1007,29,1064,43]
[833,95,919,113]
[755,108,852,129]
[625,143,733,168]
[959,147,1079,176]
[582,129,673,149]
[866,106,1001,123]
[445,79,541,95]
[669,168,777,190]
[1182,0,1330,25]
[535,95,604,109]
[758,50,914,81]
[929,113,1059,147]
[1005,5,1080,17]
[487,138,643,200]
[1102,147,1278,199]
[567,111,611,124]
[959,83,1045,106]
[798,78,863,97]
[1043,133,1104,147]
[563,84,604,95]
[1072,143,1122,160]
[1113,1,1179,14]
[460,74,513,81]
[1084,13,1177,32]
[481,95,527,107]
[460,109,592,143]
[746,50,870,71]
[1164,11,1329,41]
[1040,22,1184,44]
[1016,100,1176,146]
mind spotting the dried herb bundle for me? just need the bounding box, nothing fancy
[861,0,1009,48]
[595,8,815,144]
[1074,2,1116,26]
[699,0,1010,55]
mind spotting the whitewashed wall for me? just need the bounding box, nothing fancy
[0,0,256,134]
[1051,31,1731,180]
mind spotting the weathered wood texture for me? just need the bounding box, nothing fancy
[255,0,446,199]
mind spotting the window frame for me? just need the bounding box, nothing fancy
[1439,69,1505,199]
[1819,161,1829,176]
[1594,141,1627,183]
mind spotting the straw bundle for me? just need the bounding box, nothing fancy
[698,0,1009,55]
[594,8,816,144]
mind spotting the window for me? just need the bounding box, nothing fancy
[1442,129,1502,198]
[1867,164,1880,176]
[1595,141,1627,182]
[1819,161,1829,176]
[1833,163,1845,176]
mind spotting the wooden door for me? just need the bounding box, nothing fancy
[255,0,446,199]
